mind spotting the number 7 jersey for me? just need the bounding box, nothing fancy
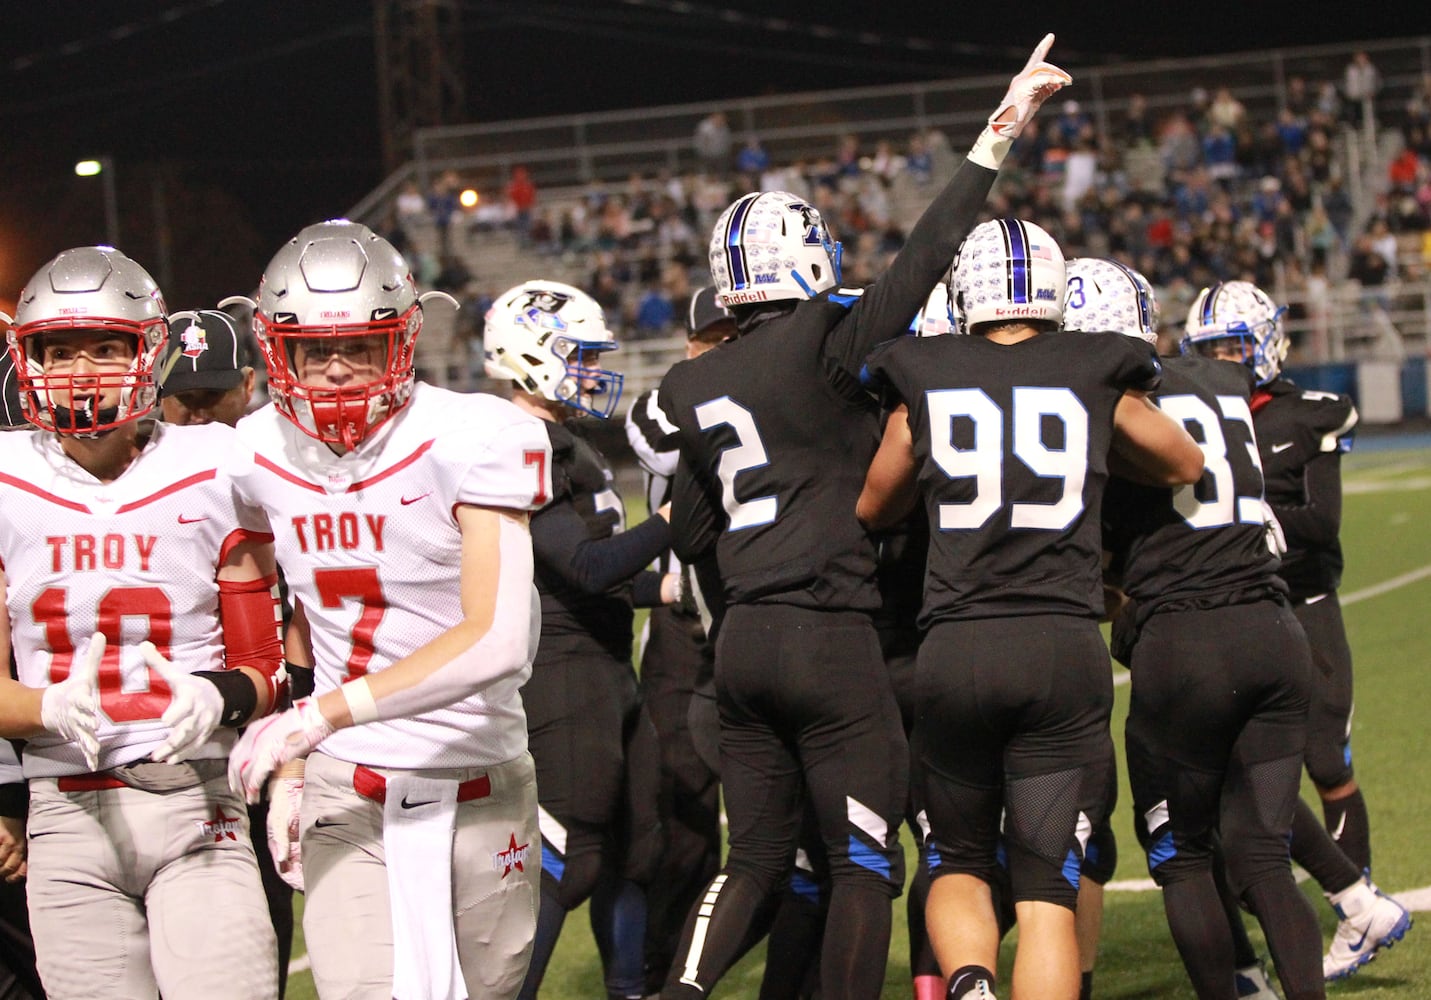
[0,422,274,777]
[230,383,554,769]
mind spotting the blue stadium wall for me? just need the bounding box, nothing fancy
[1285,360,1431,425]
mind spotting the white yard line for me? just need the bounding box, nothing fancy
[1341,564,1431,605]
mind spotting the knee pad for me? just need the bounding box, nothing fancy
[1081,819,1118,885]
[1304,736,1354,791]
[542,847,604,910]
[1137,798,1214,889]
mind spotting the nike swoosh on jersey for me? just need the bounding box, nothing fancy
[400,796,437,809]
[177,514,210,524]
[313,818,345,828]
[399,492,431,505]
[1271,442,1295,453]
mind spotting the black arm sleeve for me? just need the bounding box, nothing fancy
[671,451,724,564]
[631,570,666,608]
[1270,450,1343,550]
[826,158,1000,377]
[532,500,673,595]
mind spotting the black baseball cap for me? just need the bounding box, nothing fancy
[686,286,735,340]
[157,310,252,397]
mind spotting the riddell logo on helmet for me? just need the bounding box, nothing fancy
[319,310,352,319]
[723,290,771,304]
[57,307,90,315]
[993,306,1043,317]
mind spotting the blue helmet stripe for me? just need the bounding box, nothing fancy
[1201,282,1223,327]
[724,195,756,291]
[1107,259,1152,335]
[1003,219,1031,304]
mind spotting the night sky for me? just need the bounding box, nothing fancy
[3,1,1427,306]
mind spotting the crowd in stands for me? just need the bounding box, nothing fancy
[384,50,1431,365]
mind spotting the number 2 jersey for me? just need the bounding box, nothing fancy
[229,383,554,770]
[863,330,1161,627]
[658,156,1004,611]
[0,422,273,777]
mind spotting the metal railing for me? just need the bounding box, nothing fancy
[347,34,1431,221]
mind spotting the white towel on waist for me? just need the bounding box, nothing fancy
[382,774,468,1000]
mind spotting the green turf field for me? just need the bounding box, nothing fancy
[283,442,1431,998]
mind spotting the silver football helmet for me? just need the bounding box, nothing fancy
[1063,257,1161,345]
[226,219,452,449]
[484,280,623,418]
[708,191,842,307]
[1,246,167,435]
[949,219,1066,330]
[1181,280,1288,385]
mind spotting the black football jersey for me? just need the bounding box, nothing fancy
[533,420,635,650]
[660,156,1001,610]
[864,330,1161,625]
[1251,377,1358,599]
[1103,355,1282,608]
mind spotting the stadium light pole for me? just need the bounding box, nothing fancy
[75,156,120,248]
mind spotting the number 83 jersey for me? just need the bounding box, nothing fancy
[864,330,1161,626]
[0,422,273,777]
[230,383,554,770]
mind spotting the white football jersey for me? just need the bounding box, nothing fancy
[0,422,273,777]
[231,383,553,769]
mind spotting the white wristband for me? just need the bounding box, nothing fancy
[340,678,380,726]
[967,126,1012,172]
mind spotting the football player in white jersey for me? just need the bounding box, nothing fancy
[0,247,283,1000]
[223,220,553,1000]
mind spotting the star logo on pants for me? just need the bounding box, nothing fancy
[195,806,243,842]
[492,833,530,878]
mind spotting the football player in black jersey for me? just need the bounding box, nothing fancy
[1065,259,1303,1000]
[623,287,732,994]
[485,280,680,1000]
[1183,281,1411,982]
[655,36,1073,1000]
[859,227,1203,1000]
[1084,264,1328,1000]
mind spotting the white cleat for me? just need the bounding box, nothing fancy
[1323,884,1413,981]
[1234,959,1281,998]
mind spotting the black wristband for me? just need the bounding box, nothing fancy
[288,662,315,701]
[0,782,27,819]
[194,669,260,728]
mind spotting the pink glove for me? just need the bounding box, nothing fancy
[266,768,306,892]
[228,699,334,803]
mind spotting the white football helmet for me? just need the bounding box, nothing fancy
[1063,257,1160,345]
[912,281,961,336]
[484,280,624,419]
[1,246,167,435]
[949,219,1066,330]
[227,219,450,450]
[1181,280,1288,385]
[708,191,842,307]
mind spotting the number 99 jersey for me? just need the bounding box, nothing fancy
[0,422,273,777]
[863,329,1161,626]
[230,383,554,770]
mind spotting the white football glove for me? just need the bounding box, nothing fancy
[142,642,225,765]
[38,632,105,772]
[266,764,306,892]
[1262,499,1288,556]
[229,699,335,804]
[988,33,1072,140]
